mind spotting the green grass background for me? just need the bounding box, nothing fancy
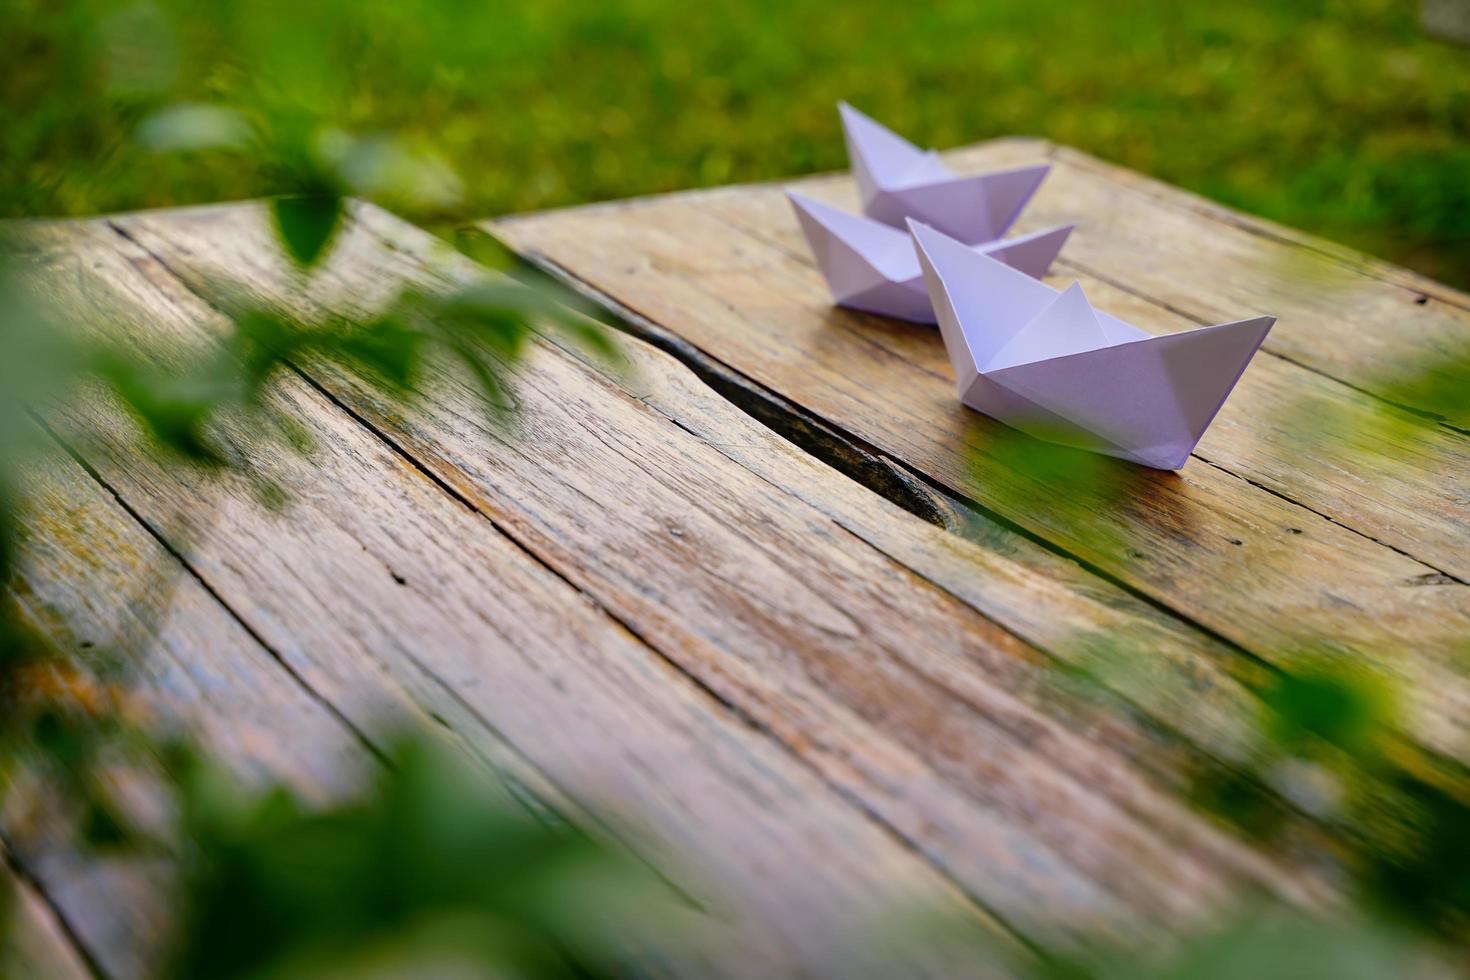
[6,0,1469,284]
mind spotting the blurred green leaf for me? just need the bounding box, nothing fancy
[336,316,427,395]
[1263,663,1390,757]
[1363,773,1470,940]
[92,349,233,465]
[80,792,133,849]
[137,104,251,152]
[318,131,463,211]
[0,866,13,953]
[272,194,344,269]
[1126,912,1430,980]
[166,736,659,980]
[226,307,313,396]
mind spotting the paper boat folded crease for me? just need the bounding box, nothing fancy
[909,220,1275,470]
[789,103,1071,322]
[839,102,1049,245]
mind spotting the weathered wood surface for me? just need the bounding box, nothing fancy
[111,203,1345,929]
[16,222,1015,979]
[487,138,1470,767]
[8,139,1467,976]
[8,195,1341,976]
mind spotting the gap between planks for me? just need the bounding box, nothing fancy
[503,241,1470,814]
[16,359,1005,980]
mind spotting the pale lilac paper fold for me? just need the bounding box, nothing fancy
[839,102,1051,244]
[788,103,1070,323]
[789,191,1073,323]
[909,220,1275,470]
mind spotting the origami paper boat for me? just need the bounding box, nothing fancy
[788,191,1073,323]
[909,220,1275,470]
[840,102,1051,244]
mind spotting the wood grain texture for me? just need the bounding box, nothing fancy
[485,144,1470,766]
[88,204,1338,954]
[25,219,1018,979]
[4,433,369,979]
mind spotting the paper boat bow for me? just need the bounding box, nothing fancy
[788,191,1073,323]
[840,102,1050,244]
[909,221,1275,470]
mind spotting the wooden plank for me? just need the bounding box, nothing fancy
[3,435,370,979]
[1,853,93,980]
[484,170,1470,767]
[678,168,1470,586]
[88,205,1340,953]
[24,220,1022,977]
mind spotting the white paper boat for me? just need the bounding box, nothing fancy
[909,220,1275,470]
[840,102,1051,244]
[788,191,1073,323]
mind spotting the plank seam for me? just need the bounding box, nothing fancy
[502,139,1470,432]
[506,243,1470,787]
[489,137,1470,315]
[688,183,1470,448]
[498,250,1412,899]
[286,351,1047,956]
[1187,455,1468,587]
[505,250,1297,673]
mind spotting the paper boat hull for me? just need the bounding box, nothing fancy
[910,219,1274,470]
[961,316,1274,469]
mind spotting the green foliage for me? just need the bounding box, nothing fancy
[1185,655,1470,943]
[1263,661,1391,756]
[3,0,1469,284]
[271,195,345,268]
[164,737,657,980]
[1064,911,1436,980]
[1361,769,1470,940]
[0,215,633,974]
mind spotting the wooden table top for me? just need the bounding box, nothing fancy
[10,138,1469,977]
